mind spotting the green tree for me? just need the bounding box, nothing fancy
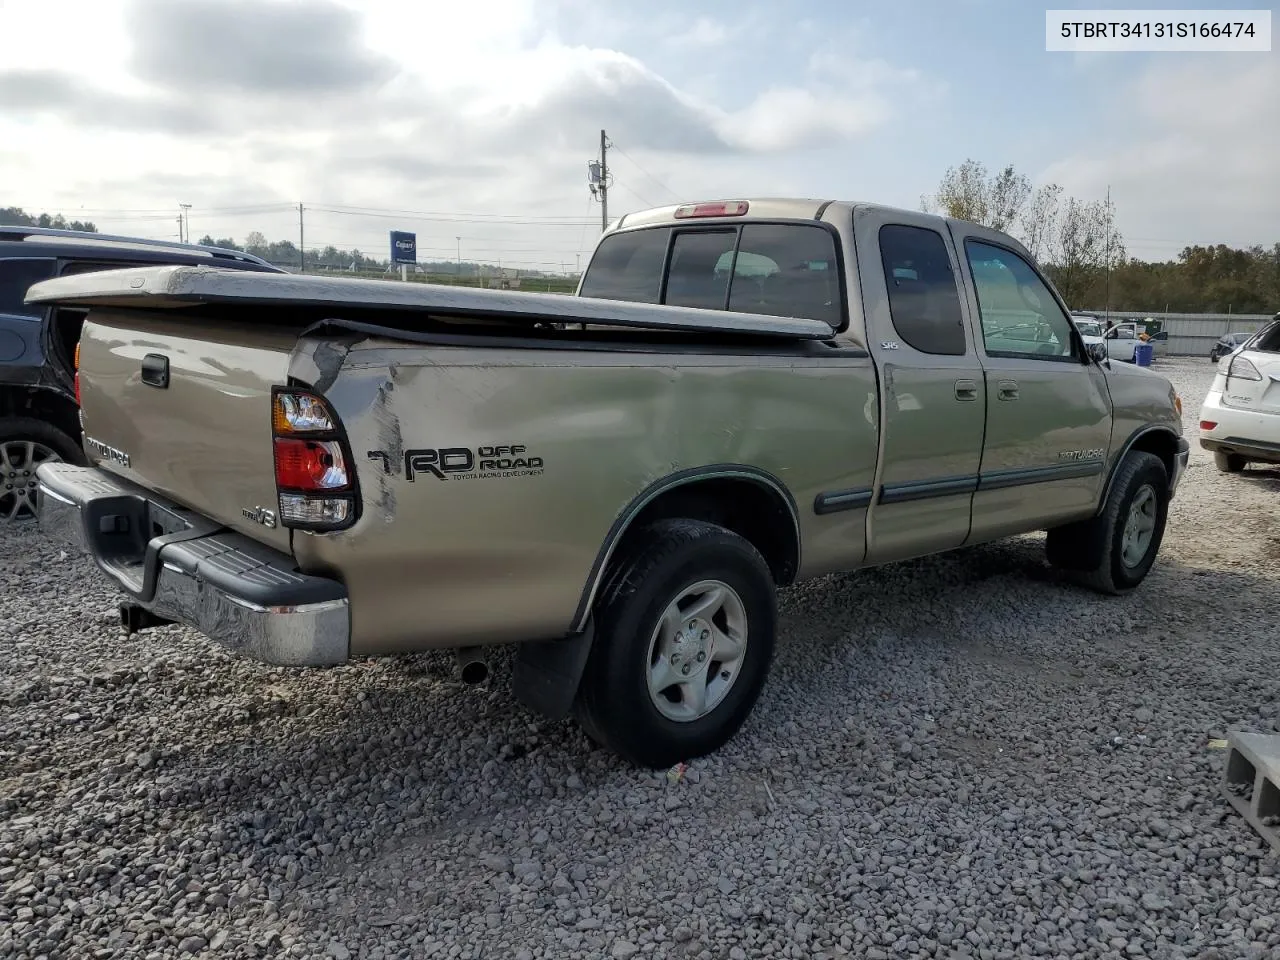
[0,205,97,232]
[197,234,243,251]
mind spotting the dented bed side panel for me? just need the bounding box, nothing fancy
[290,338,880,656]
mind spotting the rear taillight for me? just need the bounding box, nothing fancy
[1224,354,1262,381]
[1200,420,1218,431]
[271,387,358,531]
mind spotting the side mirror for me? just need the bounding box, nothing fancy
[1087,341,1108,363]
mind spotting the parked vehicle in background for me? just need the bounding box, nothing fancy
[0,226,281,523]
[1199,314,1280,473]
[1102,321,1142,363]
[1070,315,1105,339]
[1209,331,1254,363]
[1068,314,1145,363]
[1070,314,1108,361]
[29,198,1188,767]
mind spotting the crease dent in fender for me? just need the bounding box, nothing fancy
[310,339,354,394]
[371,376,402,523]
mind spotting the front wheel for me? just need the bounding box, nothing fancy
[574,518,777,768]
[1045,451,1170,595]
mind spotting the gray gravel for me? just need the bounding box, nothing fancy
[3,357,1280,959]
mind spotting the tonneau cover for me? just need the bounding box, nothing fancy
[25,264,835,340]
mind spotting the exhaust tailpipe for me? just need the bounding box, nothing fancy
[456,646,489,684]
[119,603,175,635]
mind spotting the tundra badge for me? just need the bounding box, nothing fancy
[83,436,131,468]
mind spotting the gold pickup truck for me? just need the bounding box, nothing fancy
[27,198,1189,768]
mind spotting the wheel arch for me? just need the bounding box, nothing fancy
[0,383,84,459]
[570,465,800,633]
[1098,425,1180,514]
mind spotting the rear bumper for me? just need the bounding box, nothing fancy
[1198,391,1280,464]
[35,463,350,667]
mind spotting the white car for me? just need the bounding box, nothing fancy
[1071,315,1142,362]
[1102,321,1142,362]
[1198,316,1280,473]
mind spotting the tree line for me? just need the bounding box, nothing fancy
[922,160,1279,315]
[1,206,98,233]
[9,188,1278,314]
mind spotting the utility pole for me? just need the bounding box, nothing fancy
[456,236,461,279]
[179,203,191,243]
[298,202,305,273]
[587,130,610,232]
[599,128,609,231]
[176,216,184,242]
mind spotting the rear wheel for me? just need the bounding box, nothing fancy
[0,418,83,524]
[575,518,777,768]
[1214,450,1247,473]
[1045,451,1169,595]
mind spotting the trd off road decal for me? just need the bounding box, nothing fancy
[366,444,545,482]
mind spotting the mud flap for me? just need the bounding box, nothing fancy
[512,619,595,721]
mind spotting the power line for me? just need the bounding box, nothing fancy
[311,204,595,225]
[608,143,682,202]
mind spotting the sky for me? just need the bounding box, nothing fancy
[0,0,1275,271]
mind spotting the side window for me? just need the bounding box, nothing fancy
[727,223,840,326]
[578,227,671,303]
[965,240,1076,360]
[664,230,737,310]
[0,258,55,317]
[877,224,967,355]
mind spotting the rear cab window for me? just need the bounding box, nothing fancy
[579,221,842,327]
[0,258,56,317]
[876,224,967,356]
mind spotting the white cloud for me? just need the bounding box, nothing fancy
[0,0,933,267]
[671,16,728,48]
[1041,56,1280,260]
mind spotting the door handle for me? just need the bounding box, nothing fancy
[997,379,1019,401]
[954,378,978,401]
[141,353,169,389]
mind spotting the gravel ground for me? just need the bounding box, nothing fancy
[3,357,1279,960]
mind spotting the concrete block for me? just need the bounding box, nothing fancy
[1221,731,1280,854]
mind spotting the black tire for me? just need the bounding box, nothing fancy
[1045,451,1169,595]
[574,518,777,768]
[0,417,85,524]
[1214,450,1247,473]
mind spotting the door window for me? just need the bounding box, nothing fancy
[965,241,1076,361]
[877,224,967,356]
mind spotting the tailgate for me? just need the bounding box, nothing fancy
[76,308,296,551]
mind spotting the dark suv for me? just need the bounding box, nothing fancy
[0,227,282,523]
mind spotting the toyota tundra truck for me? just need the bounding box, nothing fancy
[27,198,1190,768]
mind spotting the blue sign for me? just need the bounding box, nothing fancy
[390,230,417,265]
